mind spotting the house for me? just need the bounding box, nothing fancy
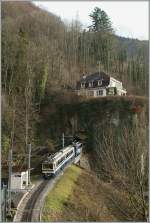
[76,71,127,97]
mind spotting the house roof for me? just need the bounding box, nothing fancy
[76,71,110,90]
[80,72,110,82]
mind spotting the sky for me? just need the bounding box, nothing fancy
[34,1,149,40]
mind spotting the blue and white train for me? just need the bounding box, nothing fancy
[42,141,82,178]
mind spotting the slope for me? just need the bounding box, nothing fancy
[42,164,136,221]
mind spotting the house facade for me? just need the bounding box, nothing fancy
[76,72,127,97]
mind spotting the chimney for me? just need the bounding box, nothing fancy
[82,74,86,79]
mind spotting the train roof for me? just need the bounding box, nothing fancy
[73,141,82,146]
[43,145,74,163]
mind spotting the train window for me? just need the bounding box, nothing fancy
[42,164,48,169]
[66,150,73,158]
[56,151,73,168]
[57,156,65,166]
[42,163,53,169]
[49,163,53,169]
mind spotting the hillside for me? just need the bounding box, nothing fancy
[42,165,145,221]
[37,95,148,221]
[2,1,148,93]
[116,35,148,58]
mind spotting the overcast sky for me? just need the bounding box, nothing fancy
[34,1,148,40]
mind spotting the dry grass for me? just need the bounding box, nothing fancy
[42,164,133,222]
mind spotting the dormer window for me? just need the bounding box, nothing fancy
[89,82,93,87]
[98,80,102,86]
[81,82,85,88]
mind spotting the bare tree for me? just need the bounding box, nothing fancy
[92,119,148,221]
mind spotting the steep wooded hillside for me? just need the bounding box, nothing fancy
[2,0,148,167]
[2,1,149,93]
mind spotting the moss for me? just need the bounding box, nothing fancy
[2,135,10,155]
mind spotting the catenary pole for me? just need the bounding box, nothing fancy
[28,143,31,185]
[8,149,12,216]
[4,184,7,221]
[62,133,64,148]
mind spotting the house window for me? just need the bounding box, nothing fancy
[99,90,103,95]
[98,80,102,86]
[97,90,103,96]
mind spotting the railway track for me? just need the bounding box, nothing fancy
[20,180,48,222]
[18,159,78,222]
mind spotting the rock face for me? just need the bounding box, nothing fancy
[39,96,148,145]
[40,96,148,182]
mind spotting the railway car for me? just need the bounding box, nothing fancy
[42,141,82,179]
[73,141,82,156]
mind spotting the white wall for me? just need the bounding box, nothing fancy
[102,89,107,96]
[21,171,28,189]
[77,88,106,97]
[94,90,97,97]
[11,175,22,190]
[109,77,122,89]
[11,171,28,190]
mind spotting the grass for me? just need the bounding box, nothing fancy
[42,164,134,222]
[42,165,82,221]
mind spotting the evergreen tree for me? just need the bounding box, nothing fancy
[89,7,113,33]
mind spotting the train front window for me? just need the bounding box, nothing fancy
[43,163,53,169]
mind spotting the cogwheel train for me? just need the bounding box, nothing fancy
[42,141,82,178]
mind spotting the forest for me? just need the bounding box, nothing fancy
[2,0,148,163]
[2,0,149,164]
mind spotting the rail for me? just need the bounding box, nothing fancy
[20,180,48,222]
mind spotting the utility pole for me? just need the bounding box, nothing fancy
[1,183,7,222]
[28,143,31,186]
[62,133,64,149]
[7,149,12,216]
